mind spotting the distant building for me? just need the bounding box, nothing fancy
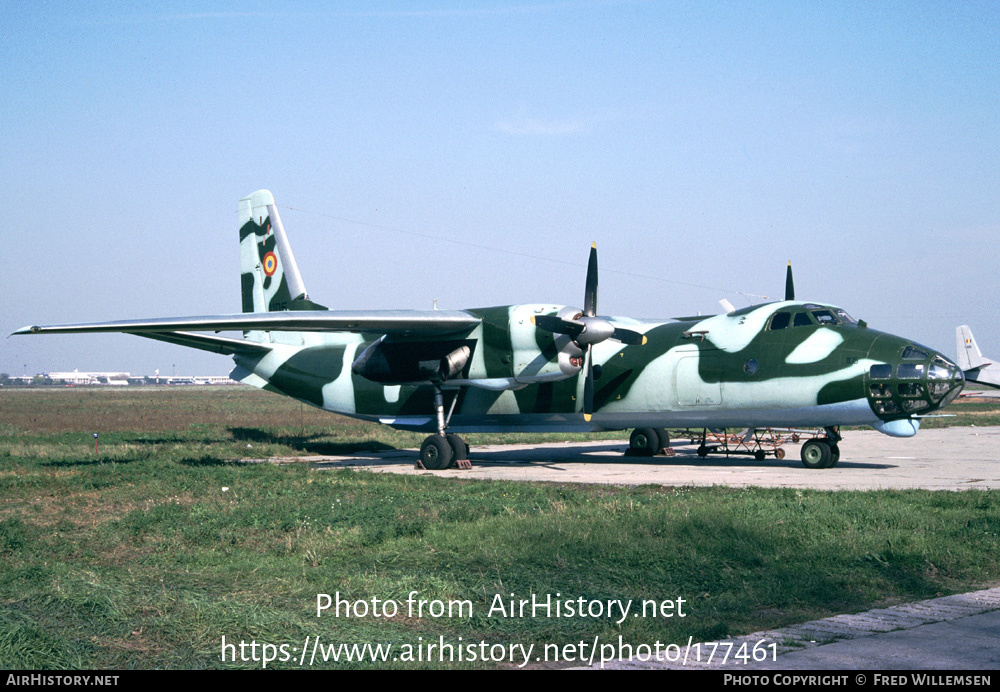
[46,370,122,385]
[26,370,239,386]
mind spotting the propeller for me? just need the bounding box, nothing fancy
[785,261,795,301]
[531,243,646,420]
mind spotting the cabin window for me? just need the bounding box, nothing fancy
[929,381,952,400]
[898,383,925,398]
[928,363,950,380]
[769,313,791,330]
[792,312,812,327]
[874,400,901,415]
[869,383,891,398]
[869,364,892,379]
[898,364,924,379]
[928,356,953,380]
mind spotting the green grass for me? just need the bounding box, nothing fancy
[1,386,999,669]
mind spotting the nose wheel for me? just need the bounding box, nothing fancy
[800,428,841,469]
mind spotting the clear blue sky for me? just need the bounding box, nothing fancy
[3,1,998,376]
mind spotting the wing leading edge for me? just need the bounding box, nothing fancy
[12,310,483,338]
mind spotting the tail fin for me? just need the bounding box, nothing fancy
[239,190,325,313]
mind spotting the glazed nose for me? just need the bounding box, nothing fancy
[867,347,965,417]
[926,352,965,409]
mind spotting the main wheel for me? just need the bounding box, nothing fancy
[800,439,832,469]
[420,434,454,470]
[629,428,660,456]
[446,433,468,460]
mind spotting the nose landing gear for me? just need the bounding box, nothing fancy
[800,427,841,469]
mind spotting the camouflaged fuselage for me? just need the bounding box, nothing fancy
[230,300,965,435]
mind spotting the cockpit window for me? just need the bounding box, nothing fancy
[836,310,857,325]
[792,312,812,327]
[898,364,925,379]
[769,312,791,330]
[811,310,840,325]
[902,346,929,360]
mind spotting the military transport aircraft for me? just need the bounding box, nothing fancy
[14,190,973,470]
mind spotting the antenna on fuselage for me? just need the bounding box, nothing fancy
[785,261,795,301]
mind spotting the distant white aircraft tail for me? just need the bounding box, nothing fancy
[956,325,1000,386]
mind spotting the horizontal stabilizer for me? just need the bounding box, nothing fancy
[12,310,482,338]
[135,331,274,356]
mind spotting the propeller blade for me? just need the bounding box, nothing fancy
[612,327,647,346]
[532,314,584,338]
[584,242,598,317]
[535,314,645,347]
[583,345,594,420]
[785,261,795,301]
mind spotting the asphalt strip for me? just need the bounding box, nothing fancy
[576,586,1000,670]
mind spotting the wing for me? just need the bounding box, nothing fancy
[12,309,482,338]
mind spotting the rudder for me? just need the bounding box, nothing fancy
[239,190,302,312]
[239,190,325,313]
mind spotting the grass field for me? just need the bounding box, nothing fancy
[2,386,999,669]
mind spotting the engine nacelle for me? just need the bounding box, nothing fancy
[352,337,472,384]
[509,305,584,384]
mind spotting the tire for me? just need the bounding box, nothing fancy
[446,433,468,460]
[824,443,840,468]
[629,428,659,456]
[420,434,454,470]
[654,428,669,454]
[800,439,832,469]
[754,450,767,461]
[697,445,709,458]
[774,448,786,460]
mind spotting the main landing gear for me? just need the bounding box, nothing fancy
[799,427,841,469]
[418,386,470,470]
[626,427,672,457]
